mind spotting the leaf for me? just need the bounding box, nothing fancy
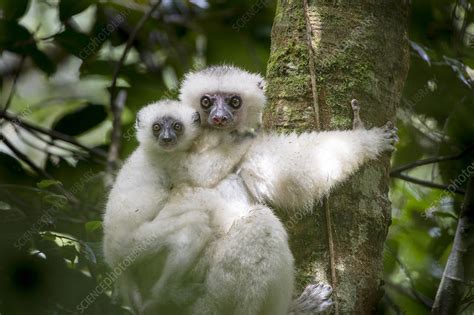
[0,152,26,174]
[59,0,93,21]
[60,244,78,262]
[0,21,33,52]
[81,242,98,264]
[443,56,473,88]
[410,41,431,66]
[54,26,91,58]
[85,221,102,233]
[52,103,108,136]
[30,48,57,74]
[0,0,29,20]
[41,232,57,242]
[42,194,69,208]
[0,201,11,210]
[37,179,61,189]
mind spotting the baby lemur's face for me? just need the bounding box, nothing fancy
[199,93,242,129]
[151,116,185,151]
[136,100,201,153]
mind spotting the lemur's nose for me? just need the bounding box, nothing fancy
[213,116,228,124]
[162,137,172,143]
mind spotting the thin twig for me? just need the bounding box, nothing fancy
[2,55,25,113]
[0,133,78,203]
[0,110,107,159]
[18,125,88,157]
[386,246,433,308]
[12,124,78,158]
[390,143,474,175]
[303,1,338,312]
[324,197,339,314]
[106,0,162,186]
[391,173,466,195]
[106,90,127,187]
[109,0,161,101]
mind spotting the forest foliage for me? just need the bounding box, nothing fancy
[0,0,473,314]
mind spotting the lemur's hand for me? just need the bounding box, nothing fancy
[379,121,399,152]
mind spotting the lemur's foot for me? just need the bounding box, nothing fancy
[290,282,333,314]
[381,121,399,152]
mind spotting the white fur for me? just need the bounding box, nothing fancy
[180,65,266,133]
[105,65,396,314]
[238,126,396,211]
[175,65,396,313]
[103,100,294,314]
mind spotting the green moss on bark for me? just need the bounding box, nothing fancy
[265,0,409,313]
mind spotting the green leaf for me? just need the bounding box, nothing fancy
[37,179,61,189]
[0,21,33,52]
[60,244,78,262]
[85,221,102,233]
[42,194,69,208]
[29,48,57,75]
[0,152,26,175]
[52,103,108,136]
[54,26,91,57]
[59,0,93,21]
[81,242,98,264]
[0,0,29,20]
[0,201,11,210]
[0,21,57,74]
[41,232,57,242]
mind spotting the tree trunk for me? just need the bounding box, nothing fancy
[264,1,410,313]
[432,175,474,314]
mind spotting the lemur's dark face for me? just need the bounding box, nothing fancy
[151,116,185,151]
[199,93,242,129]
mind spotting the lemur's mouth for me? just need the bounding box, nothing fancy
[209,120,234,129]
[158,141,177,150]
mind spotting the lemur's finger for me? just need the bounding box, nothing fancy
[351,99,365,130]
[385,121,394,129]
[351,99,360,111]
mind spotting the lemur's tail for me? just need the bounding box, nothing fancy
[289,282,333,314]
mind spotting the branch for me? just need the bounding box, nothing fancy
[391,173,466,195]
[106,0,162,186]
[105,90,127,187]
[432,174,474,314]
[386,246,433,309]
[109,0,162,100]
[0,133,78,203]
[0,111,107,159]
[390,143,474,175]
[2,55,25,113]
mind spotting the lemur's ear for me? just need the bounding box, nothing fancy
[192,111,201,126]
[257,79,266,91]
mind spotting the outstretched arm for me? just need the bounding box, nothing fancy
[239,101,397,210]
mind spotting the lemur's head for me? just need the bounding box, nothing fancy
[136,100,201,153]
[179,65,266,133]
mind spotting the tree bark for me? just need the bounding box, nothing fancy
[264,1,410,313]
[432,175,474,314]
